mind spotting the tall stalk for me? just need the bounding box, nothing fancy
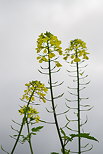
[10,88,35,154]
[36,32,65,153]
[63,39,98,153]
[26,118,34,154]
[47,42,65,154]
[76,50,81,154]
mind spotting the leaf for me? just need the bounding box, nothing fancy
[65,150,70,154]
[31,132,36,135]
[60,128,72,142]
[31,126,44,132]
[51,152,59,154]
[62,136,72,142]
[61,149,70,154]
[70,133,99,142]
[60,128,66,136]
[22,136,29,142]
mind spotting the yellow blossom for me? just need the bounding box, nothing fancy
[34,115,40,123]
[63,39,90,63]
[21,80,48,103]
[55,61,62,67]
[18,105,40,122]
[36,31,63,67]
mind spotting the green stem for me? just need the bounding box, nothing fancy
[76,51,81,154]
[26,118,34,154]
[47,42,65,154]
[10,118,24,154]
[10,89,35,154]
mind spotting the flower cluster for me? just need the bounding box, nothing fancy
[63,39,90,63]
[21,80,48,103]
[19,81,48,122]
[36,32,63,67]
[18,105,40,122]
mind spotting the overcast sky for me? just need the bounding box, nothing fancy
[0,0,103,154]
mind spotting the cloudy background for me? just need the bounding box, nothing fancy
[0,0,103,153]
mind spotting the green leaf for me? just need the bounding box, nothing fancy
[31,126,44,132]
[66,151,70,154]
[60,128,72,142]
[61,149,70,154]
[70,133,99,142]
[31,132,36,135]
[62,135,72,142]
[60,128,66,136]
[65,150,70,154]
[22,134,31,142]
[51,152,59,154]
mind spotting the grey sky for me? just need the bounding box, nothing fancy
[0,0,103,153]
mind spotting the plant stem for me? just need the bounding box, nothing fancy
[10,89,35,154]
[10,115,25,154]
[26,118,34,154]
[76,50,81,154]
[47,42,65,154]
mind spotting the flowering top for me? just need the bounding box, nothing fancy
[19,105,40,123]
[19,81,48,123]
[63,39,90,63]
[36,32,63,67]
[21,80,48,103]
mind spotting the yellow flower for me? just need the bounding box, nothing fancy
[63,56,68,60]
[42,57,48,62]
[21,81,48,103]
[31,96,35,101]
[43,49,47,53]
[34,115,40,123]
[48,53,56,59]
[37,56,41,60]
[55,61,62,67]
[39,59,43,63]
[36,32,63,66]
[63,39,89,63]
[71,55,75,59]
[74,58,81,62]
[18,105,39,121]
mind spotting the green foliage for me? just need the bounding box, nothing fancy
[31,126,44,132]
[60,128,72,142]
[70,133,99,142]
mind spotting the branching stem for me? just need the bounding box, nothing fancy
[10,89,35,154]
